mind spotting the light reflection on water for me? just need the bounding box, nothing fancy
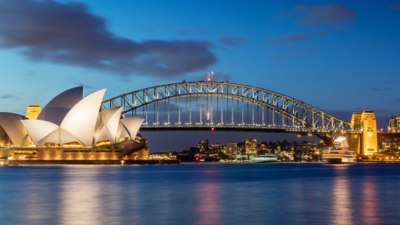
[59,169,104,225]
[361,176,380,225]
[0,163,400,225]
[331,166,353,225]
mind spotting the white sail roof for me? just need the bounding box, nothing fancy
[22,119,80,146]
[37,87,83,125]
[0,125,8,145]
[116,122,130,141]
[60,89,106,146]
[119,117,145,139]
[42,128,79,145]
[95,106,123,144]
[21,120,59,146]
[0,112,30,146]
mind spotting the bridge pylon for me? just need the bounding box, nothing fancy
[350,111,377,156]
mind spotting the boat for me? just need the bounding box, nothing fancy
[321,136,357,164]
[249,154,278,163]
[322,148,356,164]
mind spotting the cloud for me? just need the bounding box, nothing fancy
[388,4,400,12]
[0,94,18,100]
[296,4,355,25]
[133,23,208,37]
[293,48,320,55]
[219,35,247,47]
[0,0,217,78]
[370,88,391,91]
[269,32,325,44]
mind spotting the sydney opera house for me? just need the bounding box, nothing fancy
[0,87,152,164]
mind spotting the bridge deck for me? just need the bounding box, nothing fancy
[140,125,355,135]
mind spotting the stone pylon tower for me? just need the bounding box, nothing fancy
[350,112,362,155]
[25,104,41,120]
[350,111,377,155]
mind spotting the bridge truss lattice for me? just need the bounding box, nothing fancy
[101,81,351,133]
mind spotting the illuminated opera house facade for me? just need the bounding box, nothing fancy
[0,87,149,163]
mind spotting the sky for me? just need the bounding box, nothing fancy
[0,0,400,152]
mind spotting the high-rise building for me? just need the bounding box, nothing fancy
[198,139,209,151]
[388,115,400,132]
[227,141,237,156]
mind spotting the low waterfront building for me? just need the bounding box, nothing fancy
[150,152,177,160]
[388,115,400,132]
[245,138,257,154]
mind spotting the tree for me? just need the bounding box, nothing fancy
[282,139,289,145]
[218,152,228,160]
[257,150,268,155]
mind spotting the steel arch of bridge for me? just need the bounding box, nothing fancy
[102,81,351,131]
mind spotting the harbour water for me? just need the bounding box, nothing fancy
[1,163,400,225]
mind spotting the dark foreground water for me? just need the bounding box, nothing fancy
[1,163,400,225]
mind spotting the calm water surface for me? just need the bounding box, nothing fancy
[1,163,400,225]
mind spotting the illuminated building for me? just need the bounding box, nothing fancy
[198,139,209,151]
[226,141,237,156]
[0,87,150,163]
[245,138,257,154]
[388,115,400,132]
[25,104,41,119]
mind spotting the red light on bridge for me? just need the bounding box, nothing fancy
[195,157,200,162]
[207,77,211,82]
[211,127,215,131]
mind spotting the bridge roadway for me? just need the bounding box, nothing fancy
[140,124,360,135]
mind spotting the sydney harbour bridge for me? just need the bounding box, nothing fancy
[101,81,361,145]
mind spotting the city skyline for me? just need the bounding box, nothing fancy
[1,0,399,151]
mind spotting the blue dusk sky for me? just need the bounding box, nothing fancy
[0,0,399,151]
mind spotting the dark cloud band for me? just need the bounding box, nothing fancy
[0,0,217,78]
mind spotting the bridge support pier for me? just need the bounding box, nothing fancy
[315,134,334,146]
